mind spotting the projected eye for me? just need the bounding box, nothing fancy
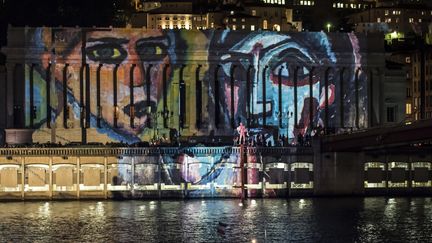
[86,44,127,64]
[136,43,167,58]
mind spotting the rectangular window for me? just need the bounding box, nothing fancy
[387,106,395,122]
[252,10,256,16]
[406,103,412,114]
[251,25,255,31]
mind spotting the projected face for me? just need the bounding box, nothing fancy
[218,32,337,137]
[60,29,171,138]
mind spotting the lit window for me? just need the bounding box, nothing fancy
[242,25,245,29]
[409,18,414,23]
[241,18,245,22]
[263,20,268,29]
[232,25,236,30]
[230,11,234,15]
[232,18,236,22]
[211,22,214,28]
[251,25,255,31]
[377,17,381,23]
[419,19,422,23]
[252,10,256,16]
[385,10,389,16]
[406,103,412,114]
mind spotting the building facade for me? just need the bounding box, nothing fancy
[0,27,393,145]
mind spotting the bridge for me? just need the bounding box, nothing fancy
[321,119,432,152]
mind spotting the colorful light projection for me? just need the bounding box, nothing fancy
[23,28,368,143]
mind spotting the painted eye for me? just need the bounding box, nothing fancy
[86,44,127,64]
[136,43,167,58]
[155,46,162,55]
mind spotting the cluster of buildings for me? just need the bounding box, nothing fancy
[125,0,432,124]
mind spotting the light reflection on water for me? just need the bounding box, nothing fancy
[0,198,431,242]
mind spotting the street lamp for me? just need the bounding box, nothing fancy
[326,23,332,33]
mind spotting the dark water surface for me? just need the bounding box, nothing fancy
[0,197,431,242]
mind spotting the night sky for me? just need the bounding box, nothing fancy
[0,0,132,63]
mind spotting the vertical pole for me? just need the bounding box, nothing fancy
[278,67,283,128]
[49,156,53,199]
[262,66,268,126]
[113,65,119,128]
[246,66,252,128]
[324,68,329,134]
[131,156,135,198]
[21,157,25,200]
[158,156,162,199]
[195,65,202,129]
[104,157,108,199]
[309,68,314,132]
[340,68,345,129]
[163,64,169,128]
[240,144,245,201]
[230,65,236,128]
[214,65,221,128]
[355,69,360,129]
[63,64,69,128]
[77,157,80,199]
[46,63,52,128]
[96,64,102,128]
[30,64,35,128]
[85,64,90,130]
[130,64,136,128]
[293,67,299,128]
[146,64,153,127]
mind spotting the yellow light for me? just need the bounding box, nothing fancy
[326,23,331,32]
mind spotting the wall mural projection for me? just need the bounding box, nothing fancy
[23,28,368,144]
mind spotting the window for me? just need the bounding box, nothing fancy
[232,25,236,30]
[385,10,389,16]
[251,25,255,31]
[263,20,268,30]
[165,17,169,20]
[406,103,412,114]
[241,18,245,22]
[252,10,256,16]
[409,18,414,23]
[377,17,381,23]
[242,25,245,29]
[387,106,396,122]
[232,18,236,22]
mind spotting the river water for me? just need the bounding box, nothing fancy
[0,197,431,242]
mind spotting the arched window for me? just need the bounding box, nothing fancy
[273,24,280,31]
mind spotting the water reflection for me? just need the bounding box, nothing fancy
[0,198,431,242]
